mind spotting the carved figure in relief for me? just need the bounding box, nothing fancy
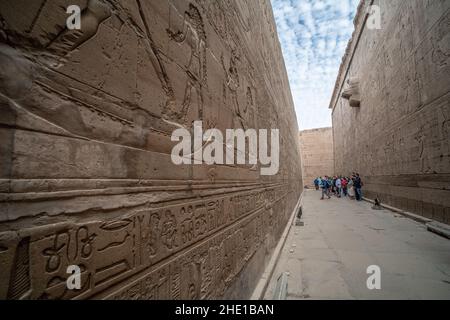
[161,210,178,250]
[140,213,160,258]
[221,50,248,130]
[431,11,450,67]
[194,204,208,237]
[183,255,203,299]
[165,3,207,124]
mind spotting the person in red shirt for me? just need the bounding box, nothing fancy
[341,177,348,197]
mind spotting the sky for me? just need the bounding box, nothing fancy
[271,0,360,130]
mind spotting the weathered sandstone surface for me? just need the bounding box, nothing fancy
[0,0,302,299]
[299,127,334,187]
[330,0,450,224]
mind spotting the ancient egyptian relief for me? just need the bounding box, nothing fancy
[0,0,303,299]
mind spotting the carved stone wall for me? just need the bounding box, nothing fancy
[299,128,334,187]
[330,0,450,224]
[0,0,302,299]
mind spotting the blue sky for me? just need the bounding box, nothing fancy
[271,0,360,130]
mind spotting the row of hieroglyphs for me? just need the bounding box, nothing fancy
[108,197,290,300]
[0,185,290,299]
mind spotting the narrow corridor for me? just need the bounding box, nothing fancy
[264,190,450,299]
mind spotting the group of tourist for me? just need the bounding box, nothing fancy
[313,174,363,201]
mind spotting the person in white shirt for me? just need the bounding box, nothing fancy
[347,176,355,199]
[335,177,342,198]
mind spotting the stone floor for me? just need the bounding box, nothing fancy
[264,190,450,299]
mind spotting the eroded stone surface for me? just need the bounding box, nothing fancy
[299,127,334,187]
[0,0,302,299]
[330,0,450,224]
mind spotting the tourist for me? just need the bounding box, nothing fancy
[320,176,331,200]
[331,176,336,195]
[347,176,355,199]
[328,176,333,195]
[335,176,342,198]
[314,177,320,190]
[341,176,348,196]
[354,173,363,201]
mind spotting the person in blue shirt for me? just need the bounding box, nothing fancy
[320,176,331,200]
[314,177,320,190]
[353,173,363,201]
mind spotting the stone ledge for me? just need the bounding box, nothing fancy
[362,196,450,240]
[250,192,303,300]
[362,197,433,224]
[426,222,450,240]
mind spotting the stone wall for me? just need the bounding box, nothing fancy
[330,0,450,224]
[0,0,302,299]
[299,127,334,187]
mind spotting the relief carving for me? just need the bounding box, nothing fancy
[165,3,207,124]
[0,0,303,300]
[0,187,291,299]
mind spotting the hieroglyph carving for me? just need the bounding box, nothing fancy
[0,186,290,299]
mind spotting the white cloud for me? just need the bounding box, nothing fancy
[271,0,359,130]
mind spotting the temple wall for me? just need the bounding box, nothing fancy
[0,0,302,299]
[299,128,334,187]
[330,0,450,224]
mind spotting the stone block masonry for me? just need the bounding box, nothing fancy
[0,0,302,299]
[299,127,335,187]
[330,0,450,224]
